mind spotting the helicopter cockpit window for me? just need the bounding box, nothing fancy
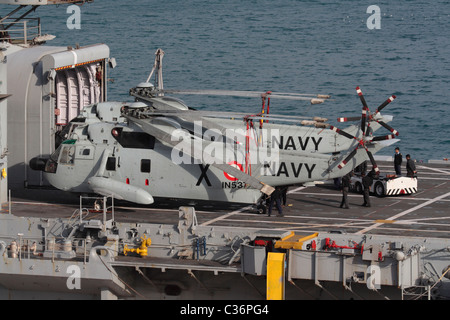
[75,146,94,160]
[44,145,63,173]
[59,145,75,165]
[50,145,63,162]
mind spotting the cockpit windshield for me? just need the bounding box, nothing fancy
[59,145,75,165]
[50,144,63,162]
[46,140,76,173]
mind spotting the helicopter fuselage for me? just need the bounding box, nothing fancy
[35,101,394,205]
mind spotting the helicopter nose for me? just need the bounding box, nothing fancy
[29,157,48,171]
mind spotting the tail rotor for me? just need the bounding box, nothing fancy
[330,86,399,173]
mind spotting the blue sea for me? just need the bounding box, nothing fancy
[34,0,450,161]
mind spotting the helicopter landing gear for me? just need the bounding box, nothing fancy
[256,203,267,215]
[255,197,268,215]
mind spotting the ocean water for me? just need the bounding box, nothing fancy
[34,0,450,161]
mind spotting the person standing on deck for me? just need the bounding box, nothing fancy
[362,172,373,207]
[394,147,402,175]
[268,186,284,217]
[406,154,417,177]
[340,172,351,209]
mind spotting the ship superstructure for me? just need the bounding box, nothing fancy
[0,0,114,194]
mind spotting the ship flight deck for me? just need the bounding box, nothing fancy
[4,161,450,240]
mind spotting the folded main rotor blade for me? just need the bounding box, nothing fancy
[123,113,274,195]
[272,92,331,99]
[138,107,318,122]
[163,89,328,103]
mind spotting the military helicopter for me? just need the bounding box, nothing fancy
[30,49,400,210]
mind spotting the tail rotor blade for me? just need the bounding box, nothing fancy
[356,87,369,111]
[365,148,380,174]
[329,125,357,140]
[371,134,396,142]
[337,116,361,123]
[337,148,358,169]
[334,87,399,175]
[356,87,370,136]
[361,106,368,136]
[376,120,399,136]
[375,95,396,114]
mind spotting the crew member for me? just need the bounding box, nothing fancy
[268,186,284,217]
[281,186,288,207]
[362,172,373,207]
[355,160,367,176]
[406,154,417,177]
[340,173,351,209]
[394,147,402,175]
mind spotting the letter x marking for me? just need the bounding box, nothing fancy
[196,164,211,186]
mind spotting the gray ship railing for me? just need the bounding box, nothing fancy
[0,18,41,44]
[2,194,116,264]
[3,234,92,264]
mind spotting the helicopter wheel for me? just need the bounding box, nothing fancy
[256,203,267,215]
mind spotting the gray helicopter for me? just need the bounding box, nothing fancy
[30,50,400,209]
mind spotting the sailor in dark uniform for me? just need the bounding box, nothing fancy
[268,186,284,217]
[394,147,402,175]
[406,154,417,177]
[362,172,373,207]
[355,160,367,176]
[340,173,351,209]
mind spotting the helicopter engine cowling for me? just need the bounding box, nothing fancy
[88,176,154,205]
